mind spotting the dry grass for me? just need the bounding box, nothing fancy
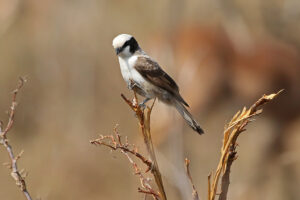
[208,90,283,200]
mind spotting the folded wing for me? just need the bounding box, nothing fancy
[134,56,189,107]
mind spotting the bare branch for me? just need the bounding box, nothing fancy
[0,78,32,200]
[93,92,166,199]
[121,92,167,200]
[90,128,152,172]
[138,188,160,200]
[123,151,159,200]
[1,77,25,137]
[91,127,160,199]
[185,158,199,200]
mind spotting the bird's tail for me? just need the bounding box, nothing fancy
[173,100,204,134]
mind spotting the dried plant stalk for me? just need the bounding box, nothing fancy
[185,158,199,200]
[92,88,282,200]
[0,78,32,200]
[121,93,167,200]
[208,90,283,200]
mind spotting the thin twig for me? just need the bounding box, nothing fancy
[91,129,152,172]
[90,127,160,199]
[1,77,25,137]
[185,158,199,200]
[0,78,32,200]
[124,152,159,200]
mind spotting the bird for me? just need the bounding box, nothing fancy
[112,34,204,134]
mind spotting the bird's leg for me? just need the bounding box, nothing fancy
[127,82,134,90]
[139,98,151,110]
[127,80,138,90]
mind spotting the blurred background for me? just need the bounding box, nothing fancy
[0,0,300,199]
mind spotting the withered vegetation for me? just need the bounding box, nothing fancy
[91,90,282,200]
[208,90,283,200]
[0,78,282,200]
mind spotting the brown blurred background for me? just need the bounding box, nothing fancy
[0,0,300,199]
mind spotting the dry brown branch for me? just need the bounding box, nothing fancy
[91,126,152,171]
[92,91,166,199]
[185,158,199,200]
[121,92,167,200]
[124,152,159,200]
[208,90,283,200]
[0,78,33,200]
[93,87,282,200]
[90,127,159,200]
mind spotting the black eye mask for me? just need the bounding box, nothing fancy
[116,37,139,55]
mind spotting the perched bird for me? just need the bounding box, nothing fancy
[112,34,204,134]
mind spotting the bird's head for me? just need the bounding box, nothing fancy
[112,34,140,58]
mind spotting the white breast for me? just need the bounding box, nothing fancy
[128,56,147,85]
[118,57,131,84]
[118,55,147,86]
[118,55,157,99]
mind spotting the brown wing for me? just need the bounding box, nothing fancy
[134,56,189,107]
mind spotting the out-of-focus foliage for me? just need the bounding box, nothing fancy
[0,0,299,200]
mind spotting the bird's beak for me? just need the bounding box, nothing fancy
[115,47,121,55]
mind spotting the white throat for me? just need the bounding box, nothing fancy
[118,54,146,88]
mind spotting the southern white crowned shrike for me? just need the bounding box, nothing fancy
[112,34,204,134]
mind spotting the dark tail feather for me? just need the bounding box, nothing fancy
[173,100,204,134]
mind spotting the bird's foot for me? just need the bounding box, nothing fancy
[138,102,146,111]
[138,98,151,111]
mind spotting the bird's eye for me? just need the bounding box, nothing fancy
[123,41,129,48]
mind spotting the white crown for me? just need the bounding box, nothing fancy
[112,34,132,49]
